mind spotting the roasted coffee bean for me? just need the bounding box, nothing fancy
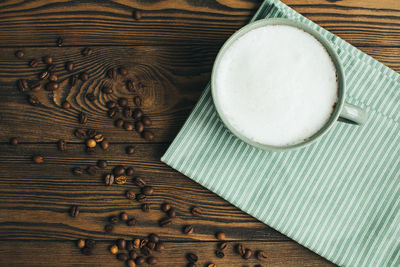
[132,108,143,120]
[135,121,144,133]
[86,147,95,155]
[158,217,172,227]
[49,73,58,82]
[142,186,154,196]
[134,177,146,188]
[256,250,267,261]
[133,96,142,106]
[86,93,95,102]
[119,67,128,76]
[215,250,225,258]
[126,146,135,155]
[70,205,80,217]
[44,81,58,91]
[81,47,93,56]
[107,68,117,80]
[126,167,134,176]
[147,256,157,265]
[43,56,53,64]
[123,121,134,131]
[86,139,96,148]
[167,208,176,218]
[236,243,245,256]
[70,74,78,86]
[72,167,83,176]
[142,116,152,127]
[105,173,115,185]
[218,242,228,250]
[9,137,18,146]
[17,79,28,92]
[207,264,216,267]
[15,50,24,58]
[126,79,135,92]
[141,203,150,212]
[155,242,165,252]
[183,225,194,234]
[136,193,146,202]
[127,218,136,226]
[216,231,226,241]
[102,84,113,94]
[148,233,159,243]
[29,59,39,67]
[117,253,128,261]
[32,155,44,164]
[117,239,126,250]
[56,36,64,47]
[61,101,71,109]
[130,250,138,259]
[109,244,118,254]
[113,166,125,176]
[133,238,140,249]
[161,203,171,212]
[94,134,104,143]
[139,239,147,249]
[126,241,134,251]
[186,253,198,263]
[106,101,116,109]
[118,97,128,107]
[123,107,132,118]
[47,64,56,72]
[142,130,154,141]
[77,239,85,249]
[79,112,88,124]
[108,107,119,119]
[120,212,129,221]
[97,160,107,169]
[133,9,142,20]
[109,215,119,224]
[30,81,41,92]
[74,128,87,139]
[80,71,89,81]
[115,118,124,128]
[28,95,40,106]
[58,139,67,151]
[85,239,96,249]
[39,71,50,80]
[126,259,135,267]
[125,189,136,200]
[81,247,92,255]
[243,248,252,259]
[135,256,145,265]
[104,224,114,233]
[65,61,74,72]
[141,246,151,256]
[87,166,99,175]
[191,207,202,217]
[115,176,127,184]
[101,139,110,150]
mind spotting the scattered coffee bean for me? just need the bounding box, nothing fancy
[62,100,71,109]
[161,203,171,212]
[94,134,104,143]
[86,239,96,249]
[15,50,24,58]
[106,100,116,109]
[167,208,176,218]
[123,121,134,131]
[29,59,39,67]
[133,238,140,249]
[56,36,64,47]
[126,189,136,200]
[133,96,142,106]
[86,147,95,155]
[81,247,92,256]
[113,165,125,176]
[120,212,129,221]
[243,248,252,259]
[134,177,146,188]
[107,68,117,80]
[109,244,118,255]
[65,61,74,72]
[28,95,40,106]
[39,71,50,80]
[148,233,160,243]
[158,217,172,227]
[130,250,138,259]
[30,81,41,92]
[118,97,128,107]
[256,250,267,261]
[58,139,67,151]
[216,231,226,241]
[215,249,225,258]
[133,9,142,20]
[86,139,96,148]
[117,253,128,261]
[139,239,148,248]
[97,160,107,168]
[79,112,88,124]
[49,73,58,82]
[135,121,144,133]
[141,246,151,256]
[136,193,146,202]
[109,215,119,224]
[207,264,216,267]
[17,79,28,92]
[132,108,143,120]
[123,107,132,118]
[9,137,18,146]
[142,116,152,127]
[126,167,134,176]
[70,74,78,86]
[32,155,44,164]
[127,218,136,226]
[77,239,85,249]
[70,205,80,217]
[141,203,150,212]
[218,242,228,250]
[135,256,145,265]
[105,224,114,233]
[45,81,59,91]
[47,64,56,72]
[108,107,119,119]
[126,240,134,251]
[117,239,127,250]
[142,130,154,141]
[126,79,135,92]
[186,253,198,263]
[115,118,124,128]
[74,128,87,139]
[141,186,154,196]
[101,139,110,150]
[87,166,99,175]
[43,56,53,64]
[191,207,202,217]
[147,241,156,250]
[115,176,127,184]
[80,71,89,81]
[102,84,113,94]
[183,225,194,234]
[155,242,165,252]
[81,47,93,56]
[147,256,157,265]
[72,167,83,176]
[127,259,135,267]
[86,93,95,102]
[119,67,128,76]
[236,243,245,257]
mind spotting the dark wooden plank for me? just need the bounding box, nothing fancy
[0,240,334,266]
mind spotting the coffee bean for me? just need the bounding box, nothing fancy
[147,256,157,265]
[29,59,39,67]
[127,218,136,226]
[142,116,152,127]
[70,75,78,86]
[236,243,245,256]
[39,71,50,80]
[87,166,99,175]
[108,107,119,119]
[215,249,225,258]
[117,253,128,261]
[186,253,198,263]
[56,36,64,47]
[70,205,80,217]
[167,208,176,218]
[104,173,114,186]
[126,259,135,267]
[118,97,128,107]
[112,166,124,176]
[125,146,135,155]
[95,160,106,169]
[125,189,136,200]
[80,71,89,81]
[104,224,114,233]
[132,108,143,120]
[142,130,154,141]
[133,9,142,20]
[133,96,142,106]
[17,79,28,92]
[207,264,216,267]
[81,247,92,256]
[77,239,85,249]
[139,239,148,248]
[141,246,151,256]
[15,50,24,58]
[126,167,134,176]
[81,47,93,56]
[86,93,95,102]
[85,239,96,249]
[101,139,110,150]
[130,250,138,259]
[126,79,135,92]
[102,84,113,94]
[141,203,150,212]
[115,118,124,128]
[135,256,145,265]
[216,231,226,241]
[58,139,67,151]
[136,193,146,202]
[135,121,144,133]
[74,128,87,139]
[43,56,53,64]
[109,244,118,254]
[133,238,140,249]
[28,95,40,106]
[126,241,134,251]
[119,67,128,76]
[94,134,104,143]
[155,242,165,252]
[109,215,119,224]
[86,139,96,148]
[183,225,194,234]
[49,73,58,82]
[256,250,267,261]
[148,233,160,243]
[72,167,83,176]
[123,107,132,118]
[62,101,71,109]
[107,68,117,80]
[65,61,74,72]
[86,129,95,138]
[47,64,56,72]
[86,147,95,155]
[30,81,41,92]
[117,239,126,250]
[123,121,134,131]
[218,242,228,250]
[115,176,127,184]
[141,186,153,196]
[158,217,172,227]
[9,137,18,146]
[161,203,171,212]
[243,248,252,259]
[79,112,88,124]
[134,177,146,188]
[45,81,59,91]
[120,212,129,221]
[32,155,44,164]
[191,207,202,217]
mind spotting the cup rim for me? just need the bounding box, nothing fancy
[211,18,345,152]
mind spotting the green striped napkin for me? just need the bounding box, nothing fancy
[162,0,400,266]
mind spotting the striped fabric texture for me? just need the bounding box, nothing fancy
[161,0,400,266]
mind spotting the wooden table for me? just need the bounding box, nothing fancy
[0,0,398,266]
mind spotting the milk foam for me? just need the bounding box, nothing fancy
[215,25,338,146]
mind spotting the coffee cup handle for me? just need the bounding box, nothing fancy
[339,102,368,125]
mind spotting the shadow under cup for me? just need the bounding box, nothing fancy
[211,18,367,152]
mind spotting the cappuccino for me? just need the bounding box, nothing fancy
[215,24,338,146]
